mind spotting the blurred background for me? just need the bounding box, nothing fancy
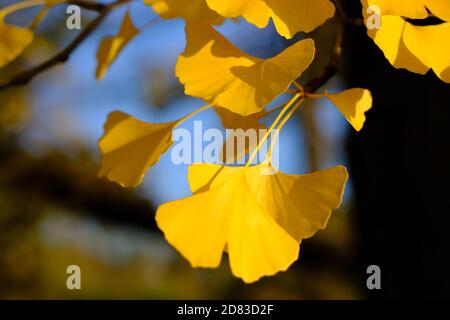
[1,0,449,299]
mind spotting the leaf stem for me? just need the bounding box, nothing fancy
[265,97,306,161]
[175,103,212,127]
[245,93,301,168]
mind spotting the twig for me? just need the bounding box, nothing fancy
[69,0,106,12]
[331,0,364,27]
[305,4,345,94]
[304,33,342,93]
[0,0,130,92]
[299,0,347,171]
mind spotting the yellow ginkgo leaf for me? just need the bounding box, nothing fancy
[363,0,450,82]
[403,22,450,83]
[98,111,177,187]
[95,11,139,80]
[369,15,429,75]
[365,0,428,19]
[215,107,268,163]
[176,22,315,116]
[156,163,348,283]
[206,0,335,38]
[189,163,348,240]
[0,21,33,68]
[157,166,297,283]
[366,0,450,21]
[426,0,450,22]
[322,88,373,132]
[0,0,55,68]
[145,0,223,24]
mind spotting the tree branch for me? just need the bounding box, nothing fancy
[0,0,130,92]
[69,0,106,12]
[304,1,346,94]
[304,23,343,94]
[331,0,364,27]
[298,0,348,172]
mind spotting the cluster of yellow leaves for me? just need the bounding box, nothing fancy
[157,164,348,283]
[98,109,350,284]
[204,0,336,38]
[147,0,336,38]
[363,0,450,82]
[0,0,378,283]
[3,0,449,283]
[97,0,377,283]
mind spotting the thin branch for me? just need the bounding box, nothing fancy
[305,6,345,94]
[304,35,343,94]
[299,0,348,172]
[69,0,106,12]
[331,0,364,27]
[0,0,130,92]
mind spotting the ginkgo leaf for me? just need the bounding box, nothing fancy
[363,0,450,82]
[145,0,223,24]
[365,0,428,19]
[322,88,373,131]
[205,0,335,38]
[157,166,298,283]
[371,19,450,83]
[366,0,450,21]
[369,16,429,75]
[189,163,348,240]
[215,107,267,163]
[156,163,348,283]
[0,0,54,68]
[176,22,315,115]
[0,21,33,68]
[98,111,177,187]
[403,22,450,83]
[95,11,139,80]
[426,0,450,22]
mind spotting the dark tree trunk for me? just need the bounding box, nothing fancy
[342,1,450,299]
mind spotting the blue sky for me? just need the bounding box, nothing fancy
[17,1,351,205]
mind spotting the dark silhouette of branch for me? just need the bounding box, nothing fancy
[0,0,130,92]
[69,0,106,12]
[305,13,344,93]
[300,0,353,171]
[304,0,364,94]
